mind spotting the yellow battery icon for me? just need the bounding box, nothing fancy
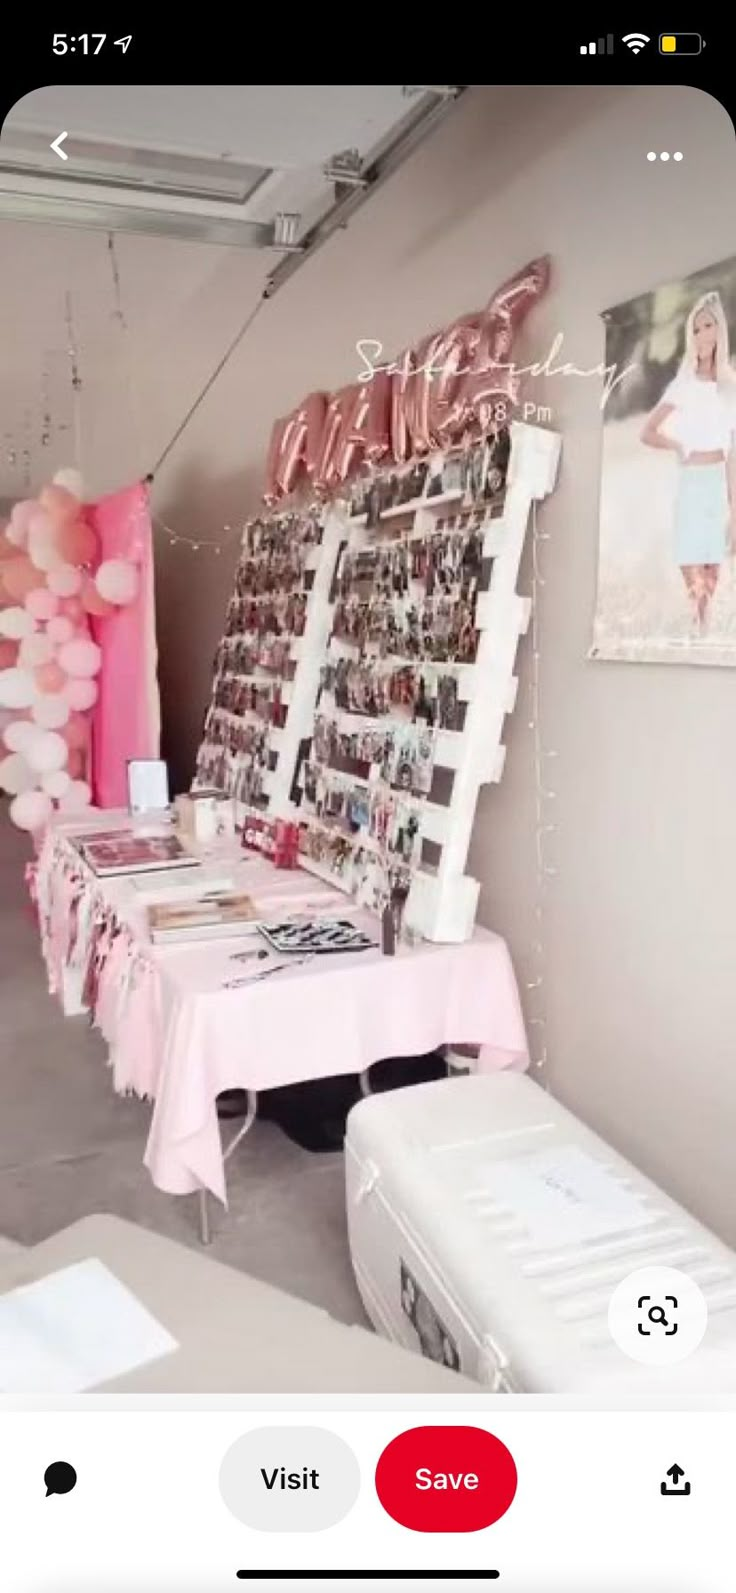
[659,33,703,53]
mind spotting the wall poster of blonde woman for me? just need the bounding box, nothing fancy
[590,254,736,665]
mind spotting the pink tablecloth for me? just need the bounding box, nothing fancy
[34,816,529,1205]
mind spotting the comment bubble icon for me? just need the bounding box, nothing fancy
[44,1461,77,1497]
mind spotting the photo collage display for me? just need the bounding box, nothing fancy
[195,509,321,807]
[297,432,511,906]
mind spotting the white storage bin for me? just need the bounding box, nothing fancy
[345,1072,736,1392]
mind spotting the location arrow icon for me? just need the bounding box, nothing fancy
[50,132,69,162]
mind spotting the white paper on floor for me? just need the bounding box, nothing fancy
[0,1258,178,1391]
[481,1144,652,1248]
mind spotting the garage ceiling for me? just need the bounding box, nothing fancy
[0,85,464,257]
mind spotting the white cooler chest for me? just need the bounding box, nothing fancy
[345,1073,736,1393]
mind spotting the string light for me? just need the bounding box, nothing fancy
[525,498,558,1082]
[150,512,243,555]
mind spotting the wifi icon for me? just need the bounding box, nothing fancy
[623,32,651,52]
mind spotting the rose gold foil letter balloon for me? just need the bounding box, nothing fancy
[389,349,413,464]
[314,386,360,495]
[402,331,442,456]
[336,385,371,483]
[426,316,483,447]
[360,369,392,468]
[275,390,328,497]
[263,413,292,505]
[454,257,551,433]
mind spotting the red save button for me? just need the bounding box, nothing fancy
[375,1426,517,1533]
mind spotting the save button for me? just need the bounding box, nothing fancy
[375,1426,517,1532]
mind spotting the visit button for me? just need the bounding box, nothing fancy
[375,1426,517,1532]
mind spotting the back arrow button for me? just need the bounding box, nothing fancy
[50,133,69,162]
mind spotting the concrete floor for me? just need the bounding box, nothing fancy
[0,807,367,1325]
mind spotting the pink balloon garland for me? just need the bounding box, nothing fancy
[0,470,141,831]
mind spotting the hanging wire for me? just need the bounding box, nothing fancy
[63,291,83,474]
[21,408,32,492]
[105,230,243,557]
[106,231,149,484]
[147,286,270,481]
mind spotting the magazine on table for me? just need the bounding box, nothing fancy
[147,891,259,944]
[73,831,199,878]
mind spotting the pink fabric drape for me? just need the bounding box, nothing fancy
[88,482,160,808]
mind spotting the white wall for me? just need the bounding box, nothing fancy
[1,84,735,1243]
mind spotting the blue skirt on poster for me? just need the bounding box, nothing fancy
[673,462,729,565]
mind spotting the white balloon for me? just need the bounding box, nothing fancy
[25,728,68,774]
[3,719,36,752]
[96,558,139,606]
[52,467,85,499]
[31,694,70,730]
[59,778,91,812]
[0,607,36,641]
[0,752,35,794]
[19,633,54,669]
[41,768,71,799]
[9,789,53,831]
[0,667,36,709]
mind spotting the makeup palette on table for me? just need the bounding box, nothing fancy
[257,918,376,955]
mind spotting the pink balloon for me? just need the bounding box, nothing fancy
[96,559,139,606]
[64,676,98,712]
[47,564,82,598]
[28,509,55,542]
[35,660,67,693]
[9,500,38,541]
[25,587,59,622]
[64,713,90,750]
[2,556,41,602]
[28,529,64,575]
[56,518,98,567]
[0,639,19,670]
[9,789,53,832]
[58,638,101,678]
[81,575,115,618]
[61,597,84,622]
[46,615,74,645]
[39,484,80,523]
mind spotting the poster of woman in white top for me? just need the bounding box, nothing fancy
[591,256,736,665]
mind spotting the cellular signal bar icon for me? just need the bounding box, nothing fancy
[580,34,614,53]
